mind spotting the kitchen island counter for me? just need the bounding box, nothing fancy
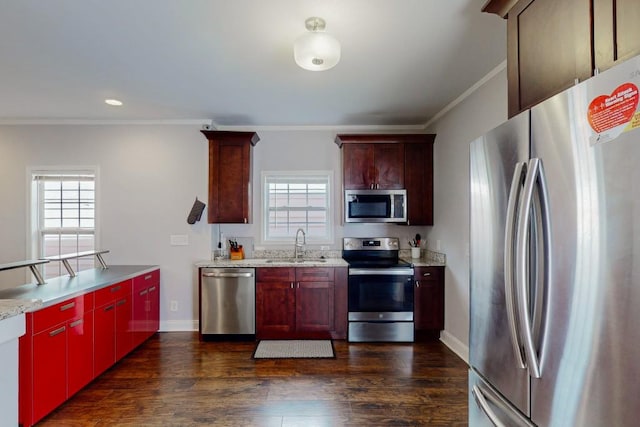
[0,265,159,308]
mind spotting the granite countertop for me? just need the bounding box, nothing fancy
[0,265,159,308]
[195,258,348,268]
[404,258,446,267]
[0,299,43,321]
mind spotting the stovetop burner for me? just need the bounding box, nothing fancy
[342,237,411,269]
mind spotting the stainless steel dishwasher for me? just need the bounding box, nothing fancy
[199,267,255,340]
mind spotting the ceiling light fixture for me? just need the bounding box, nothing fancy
[104,99,123,106]
[294,17,341,71]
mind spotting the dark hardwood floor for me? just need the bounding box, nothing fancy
[39,332,469,426]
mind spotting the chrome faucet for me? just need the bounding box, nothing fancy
[294,228,306,259]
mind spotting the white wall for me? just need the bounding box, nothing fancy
[0,125,428,330]
[426,66,508,357]
[0,125,210,330]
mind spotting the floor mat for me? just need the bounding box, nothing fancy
[252,340,335,359]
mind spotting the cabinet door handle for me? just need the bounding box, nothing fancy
[290,282,294,289]
[104,304,115,312]
[69,319,83,328]
[244,218,248,224]
[415,281,420,287]
[117,299,127,307]
[423,273,431,277]
[111,285,122,293]
[145,274,152,280]
[149,286,156,292]
[139,289,148,296]
[60,301,76,311]
[49,326,66,337]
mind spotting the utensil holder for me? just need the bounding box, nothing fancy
[411,247,421,259]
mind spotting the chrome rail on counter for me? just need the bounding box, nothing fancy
[0,259,50,285]
[42,249,110,277]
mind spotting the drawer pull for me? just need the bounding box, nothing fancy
[69,319,83,328]
[111,285,122,293]
[139,289,148,296]
[145,274,152,280]
[117,299,127,307]
[49,326,66,337]
[423,273,431,277]
[104,304,115,312]
[149,286,157,292]
[60,301,76,311]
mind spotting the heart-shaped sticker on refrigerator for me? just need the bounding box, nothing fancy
[588,82,639,133]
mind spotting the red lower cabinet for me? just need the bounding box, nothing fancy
[20,293,94,426]
[32,323,67,422]
[93,301,116,376]
[132,270,161,347]
[19,268,160,427]
[67,314,94,396]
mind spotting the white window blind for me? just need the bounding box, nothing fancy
[32,172,96,278]
[263,172,332,243]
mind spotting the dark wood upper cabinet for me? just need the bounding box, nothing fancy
[404,138,435,226]
[507,0,592,117]
[201,130,259,224]
[484,0,640,117]
[336,134,435,225]
[593,0,640,72]
[336,135,405,190]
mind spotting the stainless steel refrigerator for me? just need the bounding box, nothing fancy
[469,54,640,426]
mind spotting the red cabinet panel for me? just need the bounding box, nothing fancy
[93,302,116,376]
[32,294,92,334]
[95,280,131,307]
[115,296,133,360]
[32,324,67,423]
[132,269,161,347]
[67,314,93,397]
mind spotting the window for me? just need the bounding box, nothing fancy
[263,172,332,243]
[31,170,96,278]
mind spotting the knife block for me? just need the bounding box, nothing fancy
[230,246,244,260]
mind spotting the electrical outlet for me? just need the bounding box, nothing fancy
[170,300,178,312]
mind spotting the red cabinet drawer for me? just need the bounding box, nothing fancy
[31,294,93,334]
[133,269,160,291]
[95,280,131,307]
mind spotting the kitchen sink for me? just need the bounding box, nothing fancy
[265,258,327,264]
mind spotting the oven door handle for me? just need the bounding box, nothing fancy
[349,268,414,276]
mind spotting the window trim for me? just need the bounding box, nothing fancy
[261,170,334,245]
[27,166,100,279]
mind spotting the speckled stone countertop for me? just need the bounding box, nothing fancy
[0,299,43,321]
[400,249,447,267]
[195,258,348,268]
[196,249,444,268]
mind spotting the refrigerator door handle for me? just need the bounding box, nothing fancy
[472,385,508,427]
[504,161,527,369]
[515,158,543,378]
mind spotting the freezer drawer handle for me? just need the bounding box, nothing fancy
[505,161,527,369]
[472,385,507,427]
[202,272,254,278]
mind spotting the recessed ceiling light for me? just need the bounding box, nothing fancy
[105,99,123,106]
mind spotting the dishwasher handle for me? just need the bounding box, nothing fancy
[202,272,254,278]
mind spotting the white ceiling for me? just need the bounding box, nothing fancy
[0,0,506,128]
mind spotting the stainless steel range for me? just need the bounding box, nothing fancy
[342,237,415,342]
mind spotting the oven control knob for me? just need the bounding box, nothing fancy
[378,313,383,319]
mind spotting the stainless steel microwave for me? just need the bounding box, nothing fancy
[344,189,407,223]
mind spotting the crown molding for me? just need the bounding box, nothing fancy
[423,60,507,130]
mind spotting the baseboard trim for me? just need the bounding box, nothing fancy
[439,330,469,365]
[159,320,198,332]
